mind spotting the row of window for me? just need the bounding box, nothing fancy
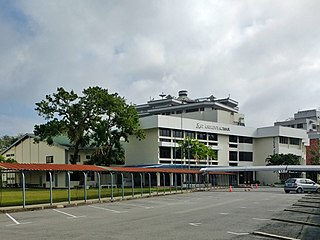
[159,146,217,160]
[229,135,253,144]
[160,128,218,141]
[279,137,300,145]
[229,151,253,162]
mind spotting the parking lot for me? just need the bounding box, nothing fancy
[0,187,318,239]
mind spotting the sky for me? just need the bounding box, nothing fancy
[1,0,320,136]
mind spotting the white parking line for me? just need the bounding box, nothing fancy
[118,202,154,209]
[53,209,84,218]
[6,213,20,225]
[189,222,202,226]
[227,231,249,236]
[219,212,229,215]
[252,218,270,221]
[89,205,128,213]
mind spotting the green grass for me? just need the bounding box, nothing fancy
[0,186,182,207]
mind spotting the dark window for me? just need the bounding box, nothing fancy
[186,108,198,113]
[174,147,182,159]
[159,147,171,158]
[86,155,91,160]
[173,130,183,138]
[160,138,171,142]
[229,135,237,143]
[229,151,237,161]
[297,123,303,129]
[208,133,218,141]
[70,172,80,181]
[229,162,238,166]
[239,152,253,161]
[159,128,171,137]
[239,136,253,144]
[197,132,207,140]
[229,144,238,148]
[279,137,288,144]
[176,110,183,114]
[209,142,218,146]
[185,131,195,139]
[46,156,54,163]
[290,138,300,145]
[87,172,95,181]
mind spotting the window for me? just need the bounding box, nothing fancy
[185,131,195,139]
[186,108,198,113]
[174,147,182,159]
[229,162,238,166]
[279,136,288,144]
[197,132,207,140]
[46,156,54,163]
[6,153,14,157]
[239,136,253,144]
[229,151,238,161]
[229,144,238,148]
[159,147,171,158]
[239,152,253,161]
[229,135,237,143]
[160,138,171,142]
[86,155,91,160]
[208,133,218,141]
[290,138,300,145]
[297,123,303,129]
[159,128,171,137]
[173,130,183,138]
[87,172,95,181]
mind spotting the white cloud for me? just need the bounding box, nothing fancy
[1,0,320,135]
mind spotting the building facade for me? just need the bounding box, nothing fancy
[125,90,309,185]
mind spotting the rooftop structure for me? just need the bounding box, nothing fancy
[136,90,245,126]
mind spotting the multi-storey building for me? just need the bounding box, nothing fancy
[125,90,309,185]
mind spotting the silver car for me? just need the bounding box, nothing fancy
[284,178,320,193]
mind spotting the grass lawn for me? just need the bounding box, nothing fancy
[0,186,180,207]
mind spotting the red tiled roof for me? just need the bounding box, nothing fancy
[0,163,232,175]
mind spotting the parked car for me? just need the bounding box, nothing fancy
[284,178,320,193]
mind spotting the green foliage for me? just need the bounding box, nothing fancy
[178,137,217,162]
[0,135,18,152]
[35,86,145,165]
[265,153,300,166]
[0,155,17,163]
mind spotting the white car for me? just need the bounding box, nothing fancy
[284,178,320,193]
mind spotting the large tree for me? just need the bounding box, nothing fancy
[35,86,144,165]
[0,135,19,152]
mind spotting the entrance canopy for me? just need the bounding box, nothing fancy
[200,165,320,173]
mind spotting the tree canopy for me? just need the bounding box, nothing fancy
[178,137,217,163]
[34,86,144,165]
[0,155,16,163]
[0,135,19,152]
[265,153,301,166]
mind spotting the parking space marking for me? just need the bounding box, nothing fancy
[89,205,128,213]
[5,213,20,225]
[53,209,84,218]
[252,218,270,221]
[189,222,202,227]
[227,231,249,236]
[117,202,154,209]
[5,213,32,226]
[219,212,229,215]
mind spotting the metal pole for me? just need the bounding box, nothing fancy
[97,172,101,202]
[169,173,172,194]
[148,173,151,196]
[121,173,124,199]
[139,173,143,197]
[180,173,183,193]
[188,142,190,189]
[110,173,113,201]
[67,171,71,204]
[163,173,166,194]
[175,173,177,193]
[156,173,159,195]
[22,171,26,208]
[49,171,53,205]
[131,173,134,198]
[83,172,87,203]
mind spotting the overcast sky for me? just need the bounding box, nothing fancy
[1,0,320,136]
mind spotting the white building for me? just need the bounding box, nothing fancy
[125,90,309,185]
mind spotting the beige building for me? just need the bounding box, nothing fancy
[1,134,96,187]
